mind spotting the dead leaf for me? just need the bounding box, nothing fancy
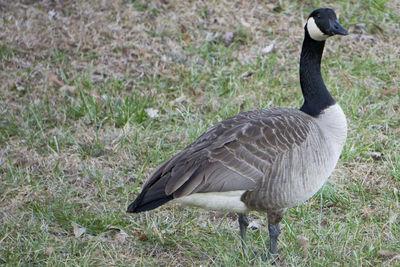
[222,32,235,46]
[170,94,187,106]
[48,10,57,21]
[180,25,191,43]
[383,85,398,96]
[339,69,353,87]
[240,18,251,28]
[297,235,312,248]
[71,222,86,238]
[205,32,220,43]
[108,226,129,243]
[90,89,103,104]
[248,220,261,229]
[60,85,77,94]
[46,72,65,87]
[46,72,77,94]
[265,3,277,10]
[378,249,399,258]
[240,71,253,79]
[297,235,312,258]
[16,84,25,91]
[137,233,148,241]
[370,151,383,160]
[115,229,128,243]
[45,246,54,256]
[145,108,159,118]
[355,23,367,29]
[261,43,275,54]
[361,35,375,42]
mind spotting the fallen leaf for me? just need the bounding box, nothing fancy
[240,18,251,28]
[240,71,253,79]
[48,10,57,21]
[339,69,352,87]
[370,151,382,160]
[145,108,159,118]
[273,4,284,12]
[180,25,191,43]
[86,234,95,239]
[115,229,128,243]
[47,72,77,94]
[297,235,311,259]
[361,35,375,41]
[170,94,186,105]
[261,43,275,54]
[383,85,398,96]
[378,250,399,258]
[265,3,277,10]
[137,233,148,241]
[45,246,54,256]
[297,235,312,248]
[222,32,235,46]
[71,222,86,238]
[89,89,103,104]
[248,220,261,229]
[46,72,65,87]
[355,23,367,29]
[60,85,77,94]
[16,84,25,91]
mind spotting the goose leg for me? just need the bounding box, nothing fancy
[267,209,285,258]
[268,224,280,256]
[238,214,249,249]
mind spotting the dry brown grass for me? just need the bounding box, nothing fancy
[0,0,399,266]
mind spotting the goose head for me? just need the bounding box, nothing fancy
[306,8,349,41]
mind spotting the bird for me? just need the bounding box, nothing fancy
[127,8,348,258]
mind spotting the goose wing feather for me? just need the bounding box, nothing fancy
[140,108,314,202]
[127,108,317,213]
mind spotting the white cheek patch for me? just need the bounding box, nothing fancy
[307,17,328,41]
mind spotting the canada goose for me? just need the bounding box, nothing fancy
[128,8,348,257]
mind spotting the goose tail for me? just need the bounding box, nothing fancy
[127,175,174,213]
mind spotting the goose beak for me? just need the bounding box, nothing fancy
[328,20,349,36]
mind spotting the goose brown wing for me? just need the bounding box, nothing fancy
[172,108,313,197]
[128,108,313,212]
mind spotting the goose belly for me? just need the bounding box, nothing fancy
[174,190,249,214]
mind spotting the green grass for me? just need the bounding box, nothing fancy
[0,0,399,266]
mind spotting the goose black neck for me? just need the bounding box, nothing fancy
[299,30,335,117]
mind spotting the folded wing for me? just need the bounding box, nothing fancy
[127,108,313,213]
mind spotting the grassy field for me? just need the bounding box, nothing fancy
[1,0,399,266]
